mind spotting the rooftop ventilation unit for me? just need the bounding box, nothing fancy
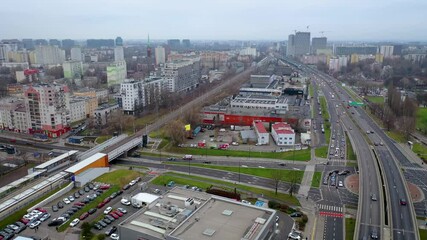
[222,209,233,216]
[203,228,216,236]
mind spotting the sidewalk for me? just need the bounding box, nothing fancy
[398,143,427,170]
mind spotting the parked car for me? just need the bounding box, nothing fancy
[98,220,107,228]
[68,196,75,202]
[122,184,130,190]
[104,207,112,215]
[52,205,58,212]
[110,233,120,240]
[110,212,119,219]
[103,218,112,224]
[63,198,71,204]
[70,218,80,227]
[57,202,64,208]
[88,208,97,214]
[79,212,89,220]
[117,208,127,214]
[93,223,103,230]
[39,213,51,222]
[28,221,41,229]
[121,199,131,206]
[105,226,117,236]
[290,212,302,217]
[113,210,123,217]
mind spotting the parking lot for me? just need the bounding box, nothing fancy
[183,125,304,153]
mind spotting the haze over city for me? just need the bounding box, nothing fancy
[1,0,427,41]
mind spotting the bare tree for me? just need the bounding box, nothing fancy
[166,119,185,145]
[271,169,284,195]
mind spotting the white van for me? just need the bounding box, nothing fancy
[183,155,193,160]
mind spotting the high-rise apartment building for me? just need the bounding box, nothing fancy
[380,45,394,58]
[167,39,181,50]
[335,46,378,56]
[70,47,82,61]
[49,39,61,47]
[114,46,124,61]
[107,61,127,87]
[163,58,200,93]
[115,37,123,46]
[63,61,83,79]
[311,37,327,54]
[0,43,19,62]
[34,45,65,65]
[155,46,166,65]
[24,84,70,138]
[0,98,30,133]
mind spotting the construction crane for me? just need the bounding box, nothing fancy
[306,25,310,31]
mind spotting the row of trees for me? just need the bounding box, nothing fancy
[368,85,418,139]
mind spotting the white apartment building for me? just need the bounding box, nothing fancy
[24,84,70,138]
[155,46,166,65]
[69,96,87,123]
[380,45,394,58]
[253,120,269,145]
[120,78,166,115]
[329,56,348,72]
[34,45,65,65]
[239,47,257,57]
[162,58,200,93]
[114,46,124,62]
[271,122,295,146]
[0,98,30,133]
[70,47,83,61]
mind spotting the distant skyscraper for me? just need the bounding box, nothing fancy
[286,34,295,57]
[393,45,403,55]
[115,37,123,46]
[167,39,181,50]
[62,39,75,49]
[155,46,166,65]
[182,39,191,49]
[70,47,83,61]
[34,39,48,46]
[311,37,327,54]
[294,32,310,55]
[22,39,34,50]
[49,39,61,47]
[147,35,152,58]
[114,46,124,62]
[380,45,394,58]
[87,39,114,48]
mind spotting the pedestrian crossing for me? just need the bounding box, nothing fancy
[317,204,343,212]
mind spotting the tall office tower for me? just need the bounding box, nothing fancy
[22,39,34,50]
[61,39,75,49]
[393,45,403,55]
[380,45,394,58]
[147,35,152,58]
[167,39,181,50]
[286,34,295,56]
[70,47,82,61]
[311,37,327,54]
[294,32,310,55]
[34,39,48,46]
[49,39,61,47]
[155,46,166,65]
[182,39,191,49]
[115,36,123,46]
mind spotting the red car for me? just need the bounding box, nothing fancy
[20,218,29,224]
[79,212,89,220]
[103,197,111,204]
[36,207,47,213]
[110,212,119,219]
[113,210,123,217]
[97,202,105,209]
[100,185,110,190]
[74,202,85,206]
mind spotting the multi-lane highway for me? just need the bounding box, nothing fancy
[296,60,419,239]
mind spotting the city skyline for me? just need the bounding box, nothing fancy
[1,0,426,42]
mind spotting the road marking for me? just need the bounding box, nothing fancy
[317,204,343,212]
[319,211,344,218]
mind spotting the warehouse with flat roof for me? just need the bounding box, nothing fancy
[118,187,278,240]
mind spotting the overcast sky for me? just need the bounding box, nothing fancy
[1,0,426,42]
